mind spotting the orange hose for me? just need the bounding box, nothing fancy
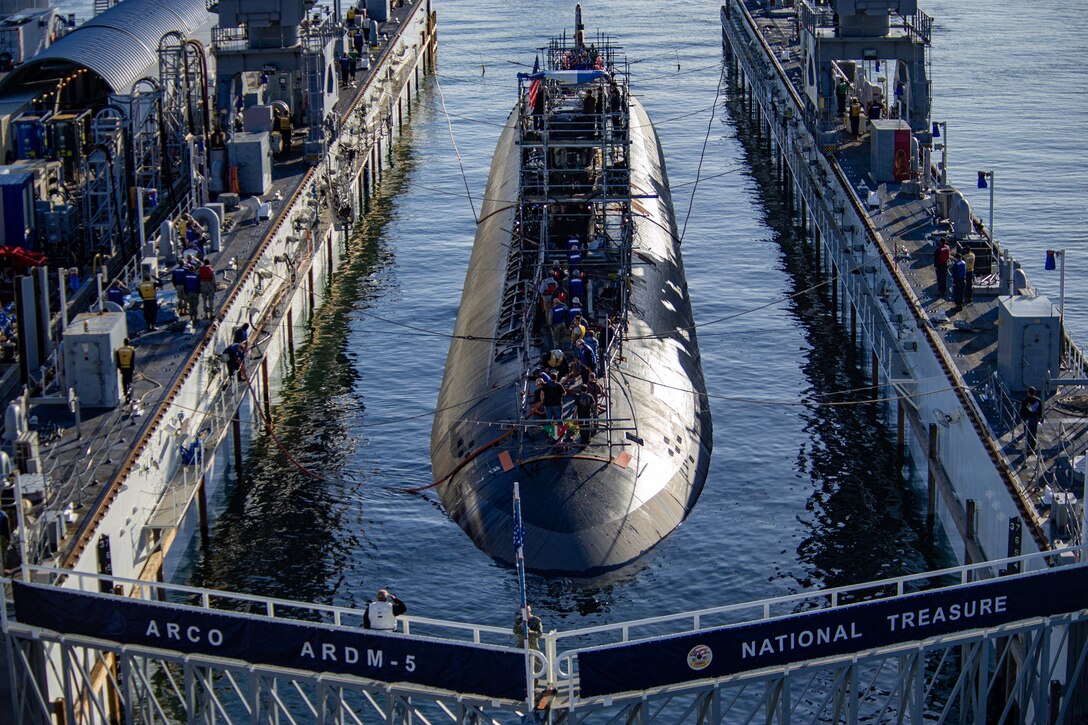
[401,428,515,493]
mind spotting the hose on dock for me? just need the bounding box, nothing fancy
[239,364,328,482]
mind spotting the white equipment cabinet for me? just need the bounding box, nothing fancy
[62,312,128,408]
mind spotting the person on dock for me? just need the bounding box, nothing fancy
[137,273,161,332]
[183,265,201,321]
[513,604,543,650]
[950,253,967,309]
[232,322,250,350]
[106,279,129,308]
[115,338,136,402]
[963,247,976,302]
[223,342,245,380]
[1020,387,1043,457]
[363,589,407,632]
[198,259,216,320]
[171,261,190,317]
[835,79,849,115]
[849,98,862,138]
[933,239,950,298]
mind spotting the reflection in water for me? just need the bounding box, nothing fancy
[182,134,420,606]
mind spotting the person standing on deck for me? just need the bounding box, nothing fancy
[183,265,201,320]
[171,261,190,316]
[933,239,951,298]
[950,253,967,309]
[963,247,976,302]
[232,322,250,350]
[137,274,161,332]
[542,377,566,423]
[115,338,136,402]
[106,279,128,308]
[583,328,600,373]
[198,259,216,320]
[363,589,407,631]
[574,338,596,385]
[836,78,849,115]
[1020,387,1043,457]
[849,98,862,138]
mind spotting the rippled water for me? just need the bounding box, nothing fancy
[100,0,1078,631]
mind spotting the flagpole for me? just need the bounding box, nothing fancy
[513,482,535,713]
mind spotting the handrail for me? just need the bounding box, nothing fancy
[23,565,512,645]
[16,549,1087,693]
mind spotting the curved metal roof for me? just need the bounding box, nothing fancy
[1,0,210,94]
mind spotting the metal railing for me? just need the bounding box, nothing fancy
[12,545,1088,698]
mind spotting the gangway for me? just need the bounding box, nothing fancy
[2,549,1086,723]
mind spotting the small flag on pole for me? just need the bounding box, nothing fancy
[513,483,534,710]
[528,55,542,110]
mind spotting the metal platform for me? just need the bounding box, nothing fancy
[2,549,1086,723]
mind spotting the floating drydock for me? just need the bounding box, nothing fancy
[720,0,1087,565]
[0,0,434,594]
[431,6,712,574]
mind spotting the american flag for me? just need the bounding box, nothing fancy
[528,55,541,111]
[513,503,526,559]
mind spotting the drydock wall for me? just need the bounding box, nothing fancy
[719,1,1044,566]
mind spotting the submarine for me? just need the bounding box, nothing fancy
[430,6,712,574]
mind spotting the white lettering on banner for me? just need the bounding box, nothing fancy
[144,620,223,647]
[886,596,1007,632]
[742,623,862,659]
[300,642,315,658]
[368,649,383,667]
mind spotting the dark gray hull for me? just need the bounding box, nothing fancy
[430,98,712,574]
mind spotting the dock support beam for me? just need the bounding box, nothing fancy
[831,266,838,314]
[850,303,857,352]
[232,413,243,475]
[261,357,272,424]
[896,400,905,464]
[286,308,295,365]
[927,423,939,532]
[308,266,315,313]
[197,474,209,544]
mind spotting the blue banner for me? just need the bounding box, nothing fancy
[13,582,526,701]
[578,565,1088,697]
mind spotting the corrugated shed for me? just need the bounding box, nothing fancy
[0,0,210,94]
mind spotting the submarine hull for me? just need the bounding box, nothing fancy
[430,95,712,575]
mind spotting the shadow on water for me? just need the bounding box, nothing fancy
[718,85,954,599]
[176,130,422,607]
